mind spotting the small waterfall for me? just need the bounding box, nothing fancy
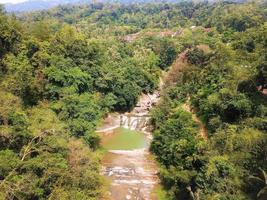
[130,118,138,130]
[100,91,161,200]
[120,115,129,129]
[120,114,150,131]
[97,92,160,133]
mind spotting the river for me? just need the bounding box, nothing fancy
[97,91,161,200]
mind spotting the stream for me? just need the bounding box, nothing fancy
[97,91,161,200]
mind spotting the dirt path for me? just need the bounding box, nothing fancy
[163,49,189,87]
[164,49,208,140]
[181,102,208,140]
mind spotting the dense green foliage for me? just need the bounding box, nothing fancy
[0,3,164,199]
[150,1,267,200]
[0,1,266,199]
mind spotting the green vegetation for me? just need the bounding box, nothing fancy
[154,186,171,200]
[149,1,267,200]
[0,0,266,199]
[0,2,163,199]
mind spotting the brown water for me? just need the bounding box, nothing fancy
[102,149,159,200]
[98,92,160,200]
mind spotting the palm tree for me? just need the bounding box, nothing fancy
[248,168,267,200]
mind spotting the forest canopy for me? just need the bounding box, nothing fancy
[0,0,266,200]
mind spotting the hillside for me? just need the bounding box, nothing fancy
[3,0,182,12]
[4,0,86,12]
[0,1,266,200]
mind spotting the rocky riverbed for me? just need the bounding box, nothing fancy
[98,92,161,200]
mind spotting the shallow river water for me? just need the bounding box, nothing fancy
[97,92,160,200]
